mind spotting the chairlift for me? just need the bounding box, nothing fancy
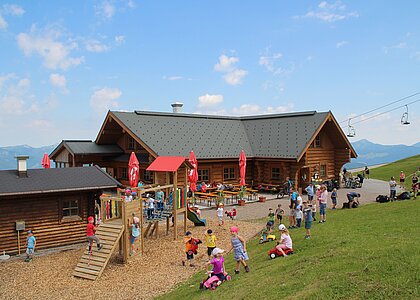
[347,118,356,137]
[401,105,410,125]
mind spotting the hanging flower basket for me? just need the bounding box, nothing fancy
[259,196,266,203]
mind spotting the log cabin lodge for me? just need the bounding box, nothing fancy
[0,158,120,254]
[50,105,357,192]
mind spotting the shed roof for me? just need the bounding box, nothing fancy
[107,110,330,160]
[0,166,121,197]
[50,140,123,158]
[146,156,190,172]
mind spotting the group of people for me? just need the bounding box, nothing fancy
[183,226,250,289]
[389,169,419,200]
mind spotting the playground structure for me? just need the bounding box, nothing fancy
[73,156,193,280]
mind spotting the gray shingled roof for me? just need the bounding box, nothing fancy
[50,140,123,157]
[110,110,329,160]
[0,166,121,197]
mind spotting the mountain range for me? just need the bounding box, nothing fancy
[0,140,419,170]
[345,139,420,169]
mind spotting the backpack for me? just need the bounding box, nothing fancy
[397,192,410,200]
[376,195,390,203]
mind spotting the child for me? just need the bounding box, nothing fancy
[130,214,140,255]
[261,222,272,242]
[267,208,275,228]
[217,204,224,226]
[303,201,313,239]
[25,230,36,262]
[125,189,133,202]
[230,226,250,274]
[331,188,338,210]
[275,204,284,224]
[206,248,228,284]
[295,207,303,228]
[147,195,155,219]
[182,231,202,267]
[86,216,103,253]
[310,196,317,222]
[225,206,237,222]
[276,224,293,256]
[204,229,217,259]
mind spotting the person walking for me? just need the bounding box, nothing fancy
[389,177,397,201]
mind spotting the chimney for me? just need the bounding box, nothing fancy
[16,156,29,178]
[171,102,183,113]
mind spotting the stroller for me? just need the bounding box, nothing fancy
[200,271,231,290]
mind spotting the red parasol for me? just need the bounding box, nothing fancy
[41,153,51,168]
[239,150,247,186]
[128,152,140,188]
[188,151,198,192]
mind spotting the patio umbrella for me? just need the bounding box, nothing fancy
[188,151,198,192]
[239,150,247,187]
[128,152,140,188]
[41,153,51,168]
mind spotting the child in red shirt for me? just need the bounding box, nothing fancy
[87,216,103,252]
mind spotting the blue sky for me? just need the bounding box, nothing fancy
[0,0,419,147]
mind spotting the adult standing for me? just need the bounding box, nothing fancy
[389,177,397,201]
[285,177,293,196]
[288,187,298,229]
[305,183,314,202]
[364,166,370,179]
[399,171,405,189]
[318,185,328,223]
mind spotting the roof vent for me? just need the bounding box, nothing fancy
[16,156,29,178]
[171,102,183,113]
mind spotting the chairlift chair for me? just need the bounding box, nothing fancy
[347,118,356,137]
[401,105,410,125]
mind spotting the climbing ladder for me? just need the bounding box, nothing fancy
[73,219,124,281]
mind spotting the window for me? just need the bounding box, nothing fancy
[314,134,321,148]
[121,167,128,180]
[223,167,235,180]
[127,136,135,150]
[63,199,79,217]
[320,164,327,177]
[143,170,153,182]
[198,169,209,182]
[271,167,281,180]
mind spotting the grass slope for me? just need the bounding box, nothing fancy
[368,155,420,190]
[159,201,420,299]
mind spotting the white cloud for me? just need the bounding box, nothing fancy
[49,73,68,93]
[295,1,358,23]
[197,94,224,108]
[214,54,239,72]
[0,77,39,115]
[2,4,25,16]
[336,40,349,48]
[0,73,16,89]
[127,0,136,9]
[214,54,248,85]
[24,119,52,129]
[223,69,248,85]
[115,35,125,45]
[163,75,183,81]
[90,87,121,114]
[232,103,294,115]
[96,1,116,19]
[16,25,84,70]
[259,52,283,73]
[85,39,109,52]
[0,15,7,29]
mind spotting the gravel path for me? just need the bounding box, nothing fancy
[200,179,390,221]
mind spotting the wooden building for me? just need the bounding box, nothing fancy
[0,157,120,255]
[50,109,357,190]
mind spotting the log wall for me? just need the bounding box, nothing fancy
[0,191,98,255]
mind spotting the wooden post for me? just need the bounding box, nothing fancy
[173,171,178,240]
[140,195,144,255]
[121,201,127,263]
[184,167,188,233]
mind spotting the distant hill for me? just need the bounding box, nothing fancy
[0,144,57,170]
[346,139,420,169]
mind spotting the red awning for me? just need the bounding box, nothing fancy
[146,156,190,172]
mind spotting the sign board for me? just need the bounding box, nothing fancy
[16,220,25,231]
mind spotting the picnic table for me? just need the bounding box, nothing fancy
[194,192,219,206]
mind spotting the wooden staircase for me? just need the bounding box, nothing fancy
[73,219,124,280]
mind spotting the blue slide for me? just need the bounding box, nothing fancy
[187,206,206,226]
